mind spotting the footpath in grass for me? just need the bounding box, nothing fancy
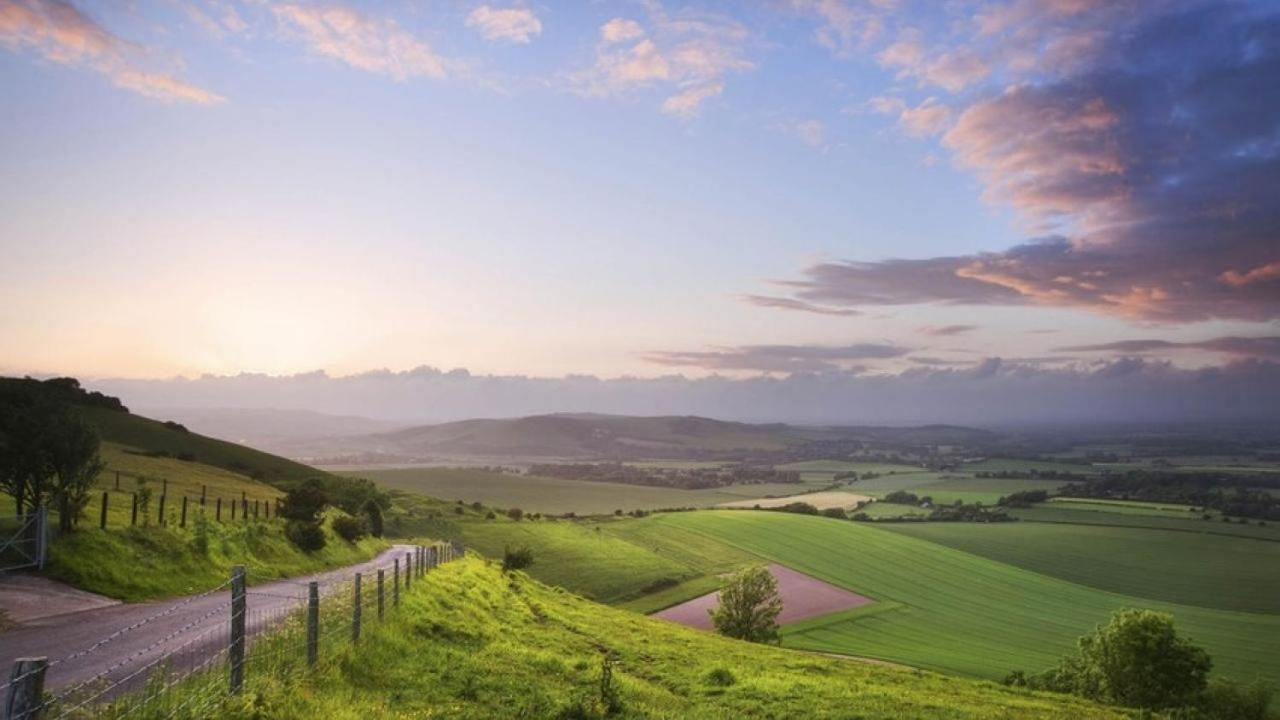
[208,556,1126,720]
[648,511,1280,684]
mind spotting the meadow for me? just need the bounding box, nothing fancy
[201,555,1125,720]
[650,511,1280,683]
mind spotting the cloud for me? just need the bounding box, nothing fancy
[600,18,643,44]
[766,3,1280,323]
[642,342,910,373]
[0,0,224,103]
[1059,336,1280,359]
[87,359,1280,426]
[918,324,977,336]
[897,97,951,136]
[740,295,860,316]
[272,4,449,80]
[794,119,826,147]
[465,5,541,44]
[789,0,893,56]
[572,6,754,118]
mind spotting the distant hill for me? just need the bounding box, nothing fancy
[273,413,999,464]
[133,406,407,454]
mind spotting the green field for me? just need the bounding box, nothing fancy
[879,521,1280,613]
[198,555,1124,719]
[351,466,839,515]
[1009,504,1280,540]
[961,458,1099,474]
[633,511,1280,683]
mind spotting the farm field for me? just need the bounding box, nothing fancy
[960,458,1099,474]
[1009,504,1280,540]
[879,521,1280,613]
[350,465,837,515]
[718,491,873,510]
[644,511,1280,683]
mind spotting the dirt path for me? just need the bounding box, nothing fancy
[652,562,873,630]
[0,544,416,693]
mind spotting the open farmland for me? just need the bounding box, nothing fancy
[645,511,1280,683]
[879,520,1280,613]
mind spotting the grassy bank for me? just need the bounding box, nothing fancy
[208,556,1125,719]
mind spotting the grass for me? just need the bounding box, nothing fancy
[645,511,1280,683]
[1008,505,1280,540]
[353,465,844,515]
[878,521,1280,614]
[186,556,1128,719]
[46,510,388,601]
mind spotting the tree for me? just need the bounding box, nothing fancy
[710,565,783,644]
[47,410,104,532]
[363,498,384,537]
[280,479,329,552]
[1030,608,1211,710]
[507,507,524,521]
[0,380,58,516]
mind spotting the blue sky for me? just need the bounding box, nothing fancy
[1,0,1277,388]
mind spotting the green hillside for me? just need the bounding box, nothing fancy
[215,555,1125,719]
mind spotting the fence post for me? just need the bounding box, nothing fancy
[4,657,48,720]
[131,493,138,526]
[216,498,222,522]
[230,499,236,521]
[180,496,188,529]
[352,573,362,644]
[404,552,412,591]
[201,485,207,505]
[253,500,259,520]
[229,566,246,695]
[393,558,400,607]
[158,494,166,526]
[114,470,120,490]
[377,569,385,621]
[99,491,108,530]
[162,478,168,496]
[241,498,248,521]
[34,507,48,570]
[307,581,319,667]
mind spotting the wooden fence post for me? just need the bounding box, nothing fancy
[230,499,236,521]
[393,558,400,607]
[162,478,168,496]
[377,569,385,621]
[99,492,108,530]
[180,496,188,529]
[4,657,48,720]
[229,566,246,695]
[158,494,166,526]
[307,581,319,667]
[201,485,207,505]
[114,470,120,490]
[404,552,412,591]
[216,498,222,522]
[241,498,248,521]
[130,493,137,526]
[352,573,362,644]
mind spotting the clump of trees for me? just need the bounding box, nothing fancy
[1059,472,1280,521]
[0,377,108,531]
[996,490,1050,508]
[710,565,783,644]
[1006,608,1273,718]
[280,479,329,552]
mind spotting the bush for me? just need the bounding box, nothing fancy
[363,499,384,538]
[997,490,1050,508]
[771,502,819,515]
[332,515,368,543]
[883,491,920,505]
[486,510,496,520]
[285,520,326,552]
[507,507,524,521]
[502,545,534,572]
[1194,678,1274,720]
[705,668,736,687]
[821,507,847,519]
[280,479,328,523]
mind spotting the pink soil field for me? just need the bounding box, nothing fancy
[652,563,873,631]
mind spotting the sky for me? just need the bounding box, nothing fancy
[1,0,1279,423]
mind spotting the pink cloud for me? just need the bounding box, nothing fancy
[273,4,449,80]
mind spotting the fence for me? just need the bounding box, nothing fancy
[86,478,282,532]
[0,541,465,720]
[0,509,48,574]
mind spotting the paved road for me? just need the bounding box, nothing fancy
[0,544,420,696]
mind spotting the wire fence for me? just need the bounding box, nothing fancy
[1,541,464,720]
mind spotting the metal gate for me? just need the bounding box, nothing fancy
[0,507,48,573]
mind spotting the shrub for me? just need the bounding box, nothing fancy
[285,520,326,552]
[280,479,328,523]
[771,502,819,515]
[821,507,847,520]
[1195,678,1274,720]
[191,510,211,557]
[883,491,920,505]
[363,499,384,538]
[997,490,1050,508]
[502,545,534,572]
[507,507,524,521]
[332,515,368,543]
[485,510,496,520]
[705,668,736,687]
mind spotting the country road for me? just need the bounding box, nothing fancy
[0,544,420,696]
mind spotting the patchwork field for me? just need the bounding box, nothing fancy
[636,511,1280,683]
[879,520,1280,613]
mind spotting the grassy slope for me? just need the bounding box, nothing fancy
[222,556,1125,720]
[652,511,1280,683]
[878,521,1280,614]
[14,411,389,600]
